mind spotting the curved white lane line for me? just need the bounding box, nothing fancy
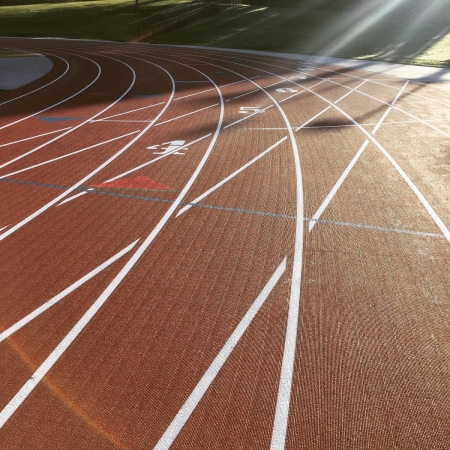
[0,52,101,132]
[176,137,287,216]
[0,127,72,148]
[0,54,173,242]
[134,46,304,450]
[192,48,450,111]
[159,47,450,244]
[0,51,69,108]
[0,130,140,179]
[154,257,287,450]
[213,50,450,139]
[0,53,224,429]
[0,239,139,343]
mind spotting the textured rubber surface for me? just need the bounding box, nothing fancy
[0,38,449,450]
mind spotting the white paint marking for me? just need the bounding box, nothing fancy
[0,127,72,148]
[89,119,154,123]
[223,104,273,129]
[0,53,69,108]
[0,55,136,169]
[371,81,408,134]
[295,107,330,132]
[91,101,166,121]
[0,57,176,241]
[177,137,287,216]
[154,258,287,450]
[0,54,225,428]
[0,225,8,232]
[175,88,215,101]
[56,191,88,206]
[0,240,139,343]
[309,140,370,232]
[0,54,101,131]
[105,133,211,183]
[1,131,140,179]
[155,103,219,126]
[226,80,285,102]
[334,80,367,104]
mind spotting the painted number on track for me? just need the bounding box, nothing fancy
[239,106,265,114]
[147,140,188,155]
[276,88,298,93]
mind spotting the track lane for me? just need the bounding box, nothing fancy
[0,39,449,449]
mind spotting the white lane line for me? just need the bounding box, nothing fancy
[309,140,370,232]
[132,49,305,448]
[334,80,367,104]
[0,225,8,232]
[0,127,72,148]
[0,56,224,429]
[295,107,330,132]
[292,81,366,132]
[175,88,215,100]
[155,103,219,126]
[371,81,408,134]
[202,53,450,244]
[225,79,285,102]
[0,52,69,108]
[309,80,408,232]
[177,137,287,217]
[0,55,135,170]
[217,52,450,139]
[223,104,274,130]
[89,120,154,123]
[105,133,211,183]
[0,239,139,344]
[56,190,89,206]
[91,101,166,121]
[1,131,140,179]
[0,57,176,242]
[154,257,287,450]
[0,53,101,131]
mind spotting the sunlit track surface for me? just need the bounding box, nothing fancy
[0,38,449,450]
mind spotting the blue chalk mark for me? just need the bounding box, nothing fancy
[36,116,81,123]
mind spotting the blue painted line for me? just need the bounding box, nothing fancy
[0,177,443,239]
[36,116,82,123]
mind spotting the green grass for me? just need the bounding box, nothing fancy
[0,0,449,67]
[151,3,450,68]
[0,0,191,42]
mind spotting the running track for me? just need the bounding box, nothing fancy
[0,38,449,449]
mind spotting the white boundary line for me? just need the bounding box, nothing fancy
[167,47,450,244]
[0,53,101,131]
[309,80,408,232]
[0,54,130,170]
[91,101,166,121]
[0,239,139,343]
[155,103,219,127]
[177,137,287,216]
[57,191,89,206]
[140,46,304,450]
[0,51,69,108]
[309,140,370,232]
[0,127,72,148]
[154,257,287,450]
[104,133,211,183]
[1,130,140,179]
[0,55,174,242]
[0,53,224,429]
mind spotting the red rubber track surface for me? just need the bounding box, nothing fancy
[0,38,449,450]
